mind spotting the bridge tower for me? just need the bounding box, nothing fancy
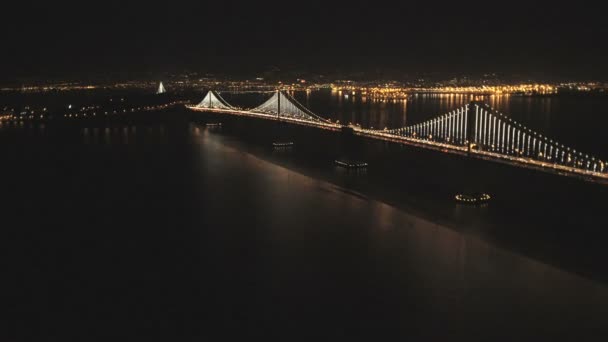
[156,82,166,94]
[467,101,482,155]
[272,89,294,147]
[277,89,281,119]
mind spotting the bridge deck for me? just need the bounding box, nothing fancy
[356,129,608,185]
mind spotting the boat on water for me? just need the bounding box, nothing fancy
[454,192,491,204]
[335,158,368,169]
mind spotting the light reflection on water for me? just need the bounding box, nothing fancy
[2,115,608,338]
[188,126,608,337]
[81,124,168,145]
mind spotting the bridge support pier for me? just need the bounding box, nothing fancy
[334,126,367,169]
[339,126,355,156]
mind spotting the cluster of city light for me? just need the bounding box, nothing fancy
[2,109,48,121]
[418,84,558,95]
[2,104,103,121]
[1,101,186,122]
[5,76,607,97]
[62,101,185,119]
[332,86,410,100]
[1,84,99,92]
[331,83,565,99]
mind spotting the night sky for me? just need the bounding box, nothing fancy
[4,2,608,81]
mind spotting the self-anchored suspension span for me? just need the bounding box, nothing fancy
[188,92,607,178]
[374,102,606,174]
[469,103,605,174]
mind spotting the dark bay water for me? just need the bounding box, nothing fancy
[0,93,608,341]
[3,92,608,340]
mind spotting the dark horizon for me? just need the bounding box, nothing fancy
[4,2,608,82]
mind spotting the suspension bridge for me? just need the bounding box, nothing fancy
[187,90,608,183]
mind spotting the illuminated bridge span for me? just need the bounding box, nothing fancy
[188,90,341,130]
[187,91,607,183]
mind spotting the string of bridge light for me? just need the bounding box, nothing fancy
[195,92,233,110]
[192,91,605,174]
[251,91,280,113]
[281,91,331,123]
[279,93,320,121]
[366,103,605,174]
[250,91,329,123]
[474,104,605,173]
[213,91,236,109]
[384,105,470,146]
